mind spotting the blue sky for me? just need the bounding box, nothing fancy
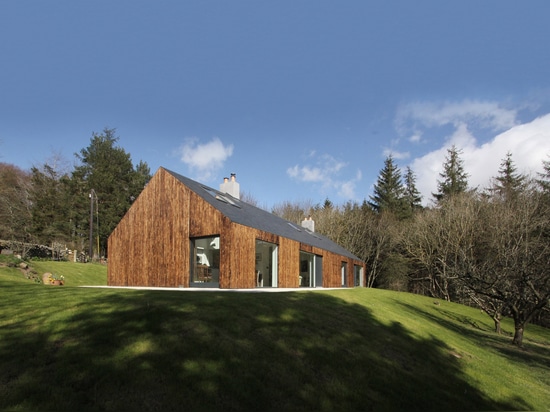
[1,1,550,208]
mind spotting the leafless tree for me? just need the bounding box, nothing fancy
[461,184,550,345]
[0,163,32,243]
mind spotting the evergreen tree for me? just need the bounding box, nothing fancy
[132,160,152,199]
[403,166,423,215]
[71,128,152,257]
[369,155,407,217]
[322,198,333,210]
[433,145,469,202]
[490,152,526,201]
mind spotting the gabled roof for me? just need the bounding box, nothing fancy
[163,168,362,261]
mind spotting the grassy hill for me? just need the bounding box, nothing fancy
[1,257,549,411]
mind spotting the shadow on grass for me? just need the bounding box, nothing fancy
[397,299,550,360]
[394,300,549,405]
[0,286,531,411]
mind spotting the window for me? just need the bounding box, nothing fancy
[354,264,363,287]
[341,262,348,287]
[191,236,220,287]
[202,186,241,208]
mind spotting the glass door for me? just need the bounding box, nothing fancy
[190,236,220,287]
[299,252,315,287]
[255,240,278,287]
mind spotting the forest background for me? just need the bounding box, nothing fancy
[1,127,549,347]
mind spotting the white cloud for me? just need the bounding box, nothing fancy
[396,99,518,134]
[287,153,361,200]
[410,113,550,205]
[409,132,422,143]
[383,148,410,160]
[176,137,234,181]
[287,165,324,182]
[287,154,346,183]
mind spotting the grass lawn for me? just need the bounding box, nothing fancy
[1,257,549,411]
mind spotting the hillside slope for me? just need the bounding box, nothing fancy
[1,260,549,411]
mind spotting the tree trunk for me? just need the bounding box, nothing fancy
[493,316,501,335]
[512,324,524,346]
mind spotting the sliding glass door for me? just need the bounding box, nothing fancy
[255,240,278,287]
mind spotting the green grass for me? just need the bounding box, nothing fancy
[1,259,549,411]
[29,260,108,286]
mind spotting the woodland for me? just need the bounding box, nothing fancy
[1,128,549,346]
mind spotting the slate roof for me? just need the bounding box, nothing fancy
[164,168,362,261]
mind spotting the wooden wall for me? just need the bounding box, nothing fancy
[108,167,366,289]
[108,168,192,287]
[220,221,256,289]
[278,237,300,287]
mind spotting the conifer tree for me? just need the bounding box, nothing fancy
[71,128,152,257]
[433,145,469,202]
[369,155,407,217]
[403,166,423,215]
[490,152,526,201]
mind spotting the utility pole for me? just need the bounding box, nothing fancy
[89,189,97,260]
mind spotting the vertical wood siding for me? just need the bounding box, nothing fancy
[278,237,300,287]
[223,223,256,288]
[108,168,191,287]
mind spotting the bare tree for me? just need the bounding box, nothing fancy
[0,163,32,243]
[271,199,315,224]
[460,184,550,345]
[403,194,479,301]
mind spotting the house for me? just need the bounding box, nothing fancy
[107,167,365,289]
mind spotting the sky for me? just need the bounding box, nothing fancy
[1,1,550,208]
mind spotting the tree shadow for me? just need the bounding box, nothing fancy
[0,287,533,411]
[393,300,549,403]
[397,299,550,365]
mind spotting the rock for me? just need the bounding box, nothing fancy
[19,262,28,270]
[42,273,52,285]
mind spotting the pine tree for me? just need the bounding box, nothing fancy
[433,145,469,202]
[403,166,423,214]
[369,155,407,217]
[71,128,152,257]
[490,152,526,201]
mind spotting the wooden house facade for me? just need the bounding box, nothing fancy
[108,167,365,289]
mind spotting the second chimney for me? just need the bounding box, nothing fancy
[301,215,315,232]
[220,173,240,199]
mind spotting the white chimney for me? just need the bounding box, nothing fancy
[219,173,240,199]
[301,215,315,232]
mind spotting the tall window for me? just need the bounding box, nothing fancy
[341,262,348,287]
[191,236,220,287]
[354,264,363,287]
